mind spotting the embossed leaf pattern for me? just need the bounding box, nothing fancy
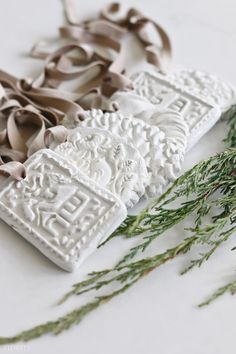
[121,159,137,172]
[110,143,126,161]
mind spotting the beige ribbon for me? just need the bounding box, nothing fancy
[0,71,79,180]
[29,0,171,104]
[0,161,26,180]
[64,1,171,72]
[44,125,68,147]
[100,3,172,73]
[27,0,172,115]
[31,27,132,100]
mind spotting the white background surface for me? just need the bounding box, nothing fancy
[0,1,236,353]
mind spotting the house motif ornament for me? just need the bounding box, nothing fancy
[0,149,127,271]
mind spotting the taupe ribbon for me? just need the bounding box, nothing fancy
[31,28,132,101]
[64,0,171,72]
[29,0,171,106]
[44,125,68,147]
[0,161,26,180]
[0,71,77,180]
[100,3,172,73]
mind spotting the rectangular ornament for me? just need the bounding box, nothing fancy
[132,71,221,150]
[0,149,127,271]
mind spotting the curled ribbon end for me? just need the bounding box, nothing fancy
[77,112,85,122]
[111,101,119,111]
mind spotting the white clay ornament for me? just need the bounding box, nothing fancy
[167,69,236,113]
[53,127,149,208]
[0,149,127,271]
[63,109,188,197]
[111,69,235,150]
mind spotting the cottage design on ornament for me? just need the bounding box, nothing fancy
[0,149,127,271]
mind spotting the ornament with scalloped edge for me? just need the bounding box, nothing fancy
[53,127,149,208]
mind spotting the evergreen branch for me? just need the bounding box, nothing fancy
[199,278,236,307]
[224,108,236,148]
[57,236,197,304]
[98,215,137,247]
[0,234,200,344]
[58,269,111,305]
[181,224,236,274]
[61,211,236,303]
[0,281,137,344]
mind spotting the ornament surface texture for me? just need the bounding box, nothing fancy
[0,149,127,271]
[129,70,222,150]
[54,127,149,208]
[63,109,188,197]
[167,69,236,112]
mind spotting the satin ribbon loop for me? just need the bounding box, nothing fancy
[0,161,26,180]
[44,125,69,148]
[7,108,46,158]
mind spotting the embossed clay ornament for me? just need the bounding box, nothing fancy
[167,69,236,113]
[53,127,149,208]
[0,149,127,271]
[63,109,188,197]
[111,70,231,150]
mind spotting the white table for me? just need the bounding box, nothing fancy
[0,1,235,353]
